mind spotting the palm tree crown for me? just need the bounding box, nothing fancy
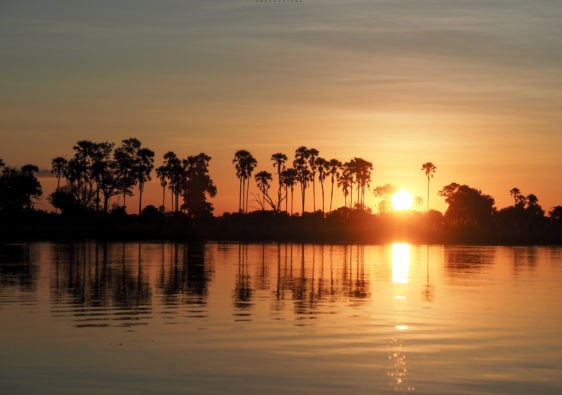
[421,162,437,211]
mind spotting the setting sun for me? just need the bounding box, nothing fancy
[391,189,414,211]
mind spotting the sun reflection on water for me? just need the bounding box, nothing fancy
[387,242,415,393]
[392,243,410,284]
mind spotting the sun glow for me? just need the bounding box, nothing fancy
[391,189,414,211]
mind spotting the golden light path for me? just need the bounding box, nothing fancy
[388,242,415,393]
[392,242,411,284]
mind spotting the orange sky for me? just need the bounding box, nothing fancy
[2,1,561,215]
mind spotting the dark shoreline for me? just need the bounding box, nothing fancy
[2,210,561,246]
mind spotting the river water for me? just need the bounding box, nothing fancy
[1,242,561,394]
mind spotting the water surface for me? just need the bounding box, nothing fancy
[1,242,561,394]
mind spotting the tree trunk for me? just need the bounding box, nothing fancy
[312,176,316,212]
[427,176,430,211]
[329,179,334,213]
[138,183,143,215]
[239,178,243,213]
[301,183,305,216]
[321,181,325,215]
[245,178,248,213]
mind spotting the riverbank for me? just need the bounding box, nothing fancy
[2,209,561,245]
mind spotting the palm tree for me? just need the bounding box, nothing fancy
[233,150,257,213]
[338,164,353,208]
[421,162,437,211]
[163,151,183,212]
[315,157,329,215]
[281,167,297,215]
[328,159,341,212]
[349,157,373,209]
[233,150,247,212]
[114,138,140,210]
[341,161,355,208]
[255,170,273,210]
[294,146,312,215]
[271,153,287,212]
[156,165,168,211]
[510,187,525,207]
[136,147,154,214]
[51,156,67,191]
[306,148,319,211]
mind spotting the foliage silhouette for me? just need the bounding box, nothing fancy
[421,162,437,211]
[0,161,42,212]
[271,153,288,212]
[181,153,217,219]
[1,147,562,244]
[233,150,257,213]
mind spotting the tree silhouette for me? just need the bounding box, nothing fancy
[271,153,287,212]
[315,157,329,215]
[421,162,437,211]
[162,152,184,213]
[135,147,155,214]
[91,142,121,213]
[306,148,319,211]
[56,140,123,213]
[525,193,545,228]
[294,147,312,215]
[66,140,99,209]
[509,187,526,207]
[351,157,373,209]
[181,153,216,218]
[328,159,341,212]
[233,150,257,213]
[439,183,495,236]
[414,196,424,210]
[550,206,562,228]
[280,167,297,215]
[255,170,273,210]
[51,157,67,191]
[338,162,353,208]
[0,163,42,212]
[156,165,168,211]
[497,188,547,241]
[114,138,155,214]
[373,184,397,214]
[114,138,139,211]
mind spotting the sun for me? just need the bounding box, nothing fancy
[391,189,414,211]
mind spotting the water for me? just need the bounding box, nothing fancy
[1,242,561,394]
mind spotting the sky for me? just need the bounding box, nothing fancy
[1,0,561,215]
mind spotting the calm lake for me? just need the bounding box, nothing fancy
[1,242,561,394]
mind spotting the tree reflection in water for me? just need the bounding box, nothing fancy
[40,242,375,327]
[422,245,435,302]
[51,242,152,328]
[230,243,372,322]
[234,243,252,317]
[158,242,213,321]
[0,243,37,300]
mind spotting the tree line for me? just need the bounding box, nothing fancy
[47,138,217,219]
[2,139,562,243]
[233,147,375,215]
